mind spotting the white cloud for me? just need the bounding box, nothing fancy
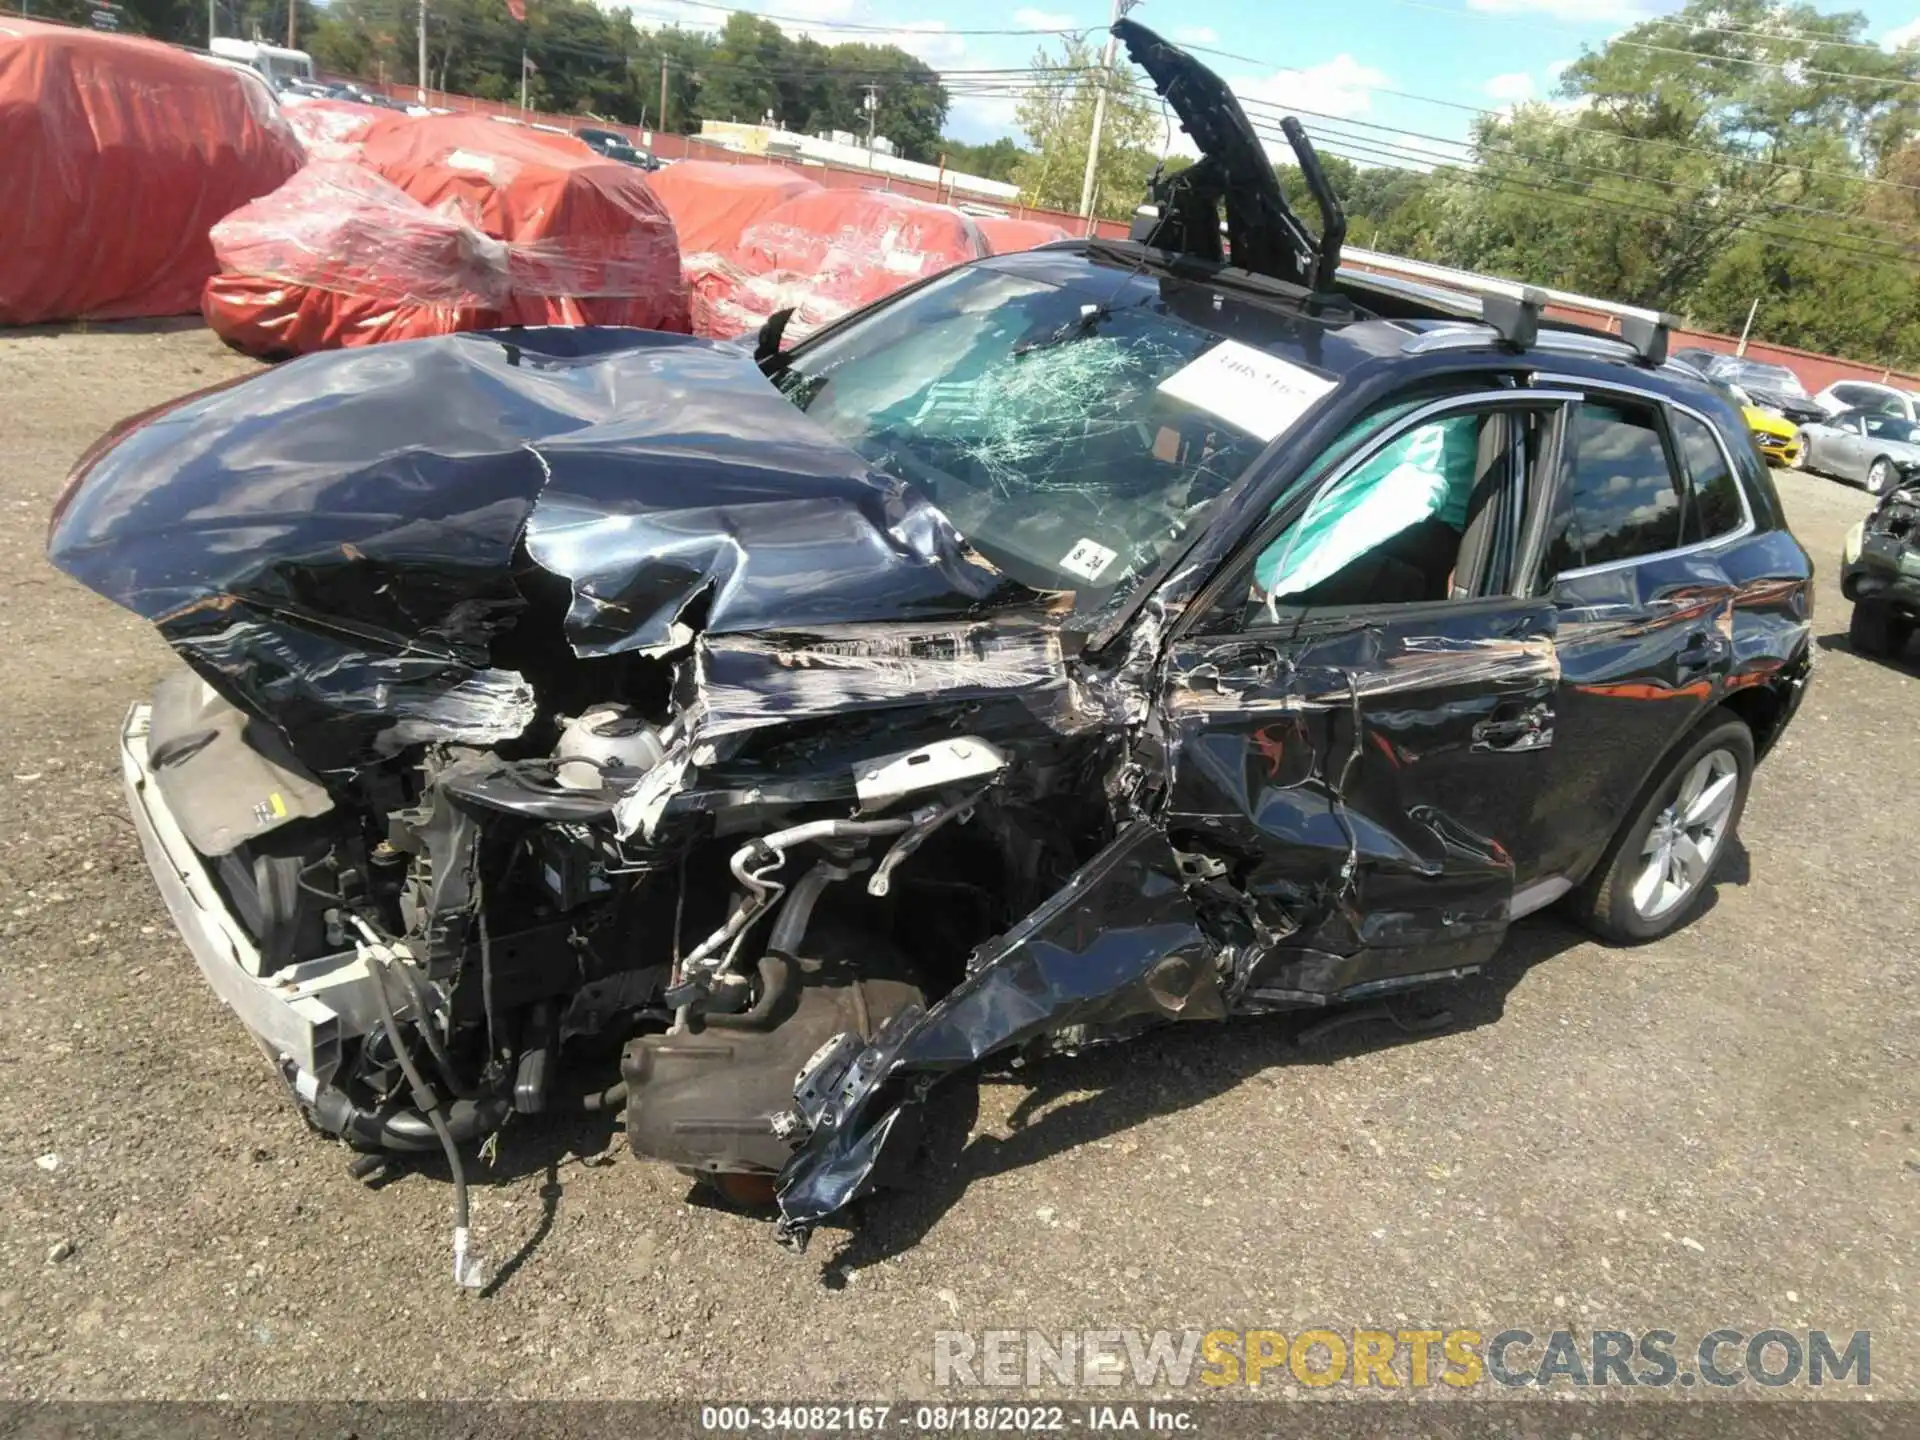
[1884,17,1920,49]
[947,92,1024,141]
[1544,57,1572,80]
[1012,7,1075,28]
[1482,70,1535,102]
[868,19,968,65]
[1466,0,1664,22]
[1174,25,1220,44]
[1232,54,1390,121]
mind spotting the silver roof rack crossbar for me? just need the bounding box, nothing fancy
[1342,245,1679,367]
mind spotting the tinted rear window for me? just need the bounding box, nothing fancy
[1671,413,1745,542]
[1545,402,1684,575]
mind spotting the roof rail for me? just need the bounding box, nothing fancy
[1342,245,1678,366]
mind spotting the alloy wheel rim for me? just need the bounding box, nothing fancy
[1869,461,1890,494]
[1631,747,1739,920]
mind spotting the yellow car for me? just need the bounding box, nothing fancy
[1743,405,1802,467]
[1712,379,1802,466]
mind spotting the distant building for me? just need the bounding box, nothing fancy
[697,120,1021,204]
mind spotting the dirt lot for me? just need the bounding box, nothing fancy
[0,322,1913,1403]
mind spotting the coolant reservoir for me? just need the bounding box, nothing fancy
[555,704,667,790]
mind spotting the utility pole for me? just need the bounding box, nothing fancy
[863,83,880,160]
[286,0,295,51]
[207,0,215,43]
[520,47,529,112]
[1736,297,1759,356]
[660,56,670,135]
[416,0,428,105]
[1078,0,1138,225]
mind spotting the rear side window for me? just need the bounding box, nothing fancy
[1670,413,1745,542]
[1544,402,1683,575]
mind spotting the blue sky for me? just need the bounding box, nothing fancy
[615,0,1920,159]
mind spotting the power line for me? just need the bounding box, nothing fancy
[1253,119,1920,267]
[626,0,1095,39]
[1390,0,1912,63]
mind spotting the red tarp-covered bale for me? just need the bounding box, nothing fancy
[356,115,690,331]
[0,19,303,325]
[203,163,502,358]
[690,188,987,341]
[976,215,1072,254]
[281,97,397,163]
[647,160,822,254]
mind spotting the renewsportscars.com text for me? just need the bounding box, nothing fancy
[933,1327,1871,1390]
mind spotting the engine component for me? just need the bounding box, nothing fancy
[623,944,925,1177]
[533,822,647,911]
[854,735,1007,812]
[555,703,669,790]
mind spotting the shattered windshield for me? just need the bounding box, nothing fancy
[1709,358,1808,398]
[776,265,1290,596]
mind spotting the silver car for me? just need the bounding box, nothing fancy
[1796,408,1920,494]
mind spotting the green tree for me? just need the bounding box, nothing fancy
[1012,36,1162,218]
[940,136,1030,182]
[1403,0,1920,364]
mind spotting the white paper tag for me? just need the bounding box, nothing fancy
[1059,537,1118,583]
[1156,339,1337,442]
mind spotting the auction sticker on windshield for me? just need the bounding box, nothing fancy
[1157,339,1336,442]
[1059,537,1119,582]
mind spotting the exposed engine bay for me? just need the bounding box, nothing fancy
[135,658,1118,1273]
[65,313,1263,1281]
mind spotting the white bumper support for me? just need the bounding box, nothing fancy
[120,703,383,1087]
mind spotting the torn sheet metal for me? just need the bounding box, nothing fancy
[48,327,1032,774]
[688,620,1078,741]
[773,821,1225,1247]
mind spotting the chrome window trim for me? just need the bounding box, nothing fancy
[1529,370,1758,582]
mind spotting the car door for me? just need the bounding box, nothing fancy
[1521,386,1747,887]
[1829,410,1869,481]
[1154,387,1576,1006]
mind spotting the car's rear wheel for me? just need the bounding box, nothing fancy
[1868,458,1896,495]
[1571,718,1754,944]
[1849,599,1914,657]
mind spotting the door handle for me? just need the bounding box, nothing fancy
[1472,699,1554,752]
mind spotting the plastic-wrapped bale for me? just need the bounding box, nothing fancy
[281,97,397,163]
[647,160,822,254]
[356,115,691,331]
[976,215,1073,255]
[694,189,987,341]
[0,19,303,325]
[202,163,508,358]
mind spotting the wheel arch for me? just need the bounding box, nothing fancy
[1564,684,1780,890]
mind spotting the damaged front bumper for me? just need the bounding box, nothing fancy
[119,702,384,1089]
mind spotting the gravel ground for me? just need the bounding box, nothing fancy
[0,323,1913,1403]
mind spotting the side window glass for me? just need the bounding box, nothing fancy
[1544,402,1683,577]
[1255,412,1482,609]
[1671,412,1744,543]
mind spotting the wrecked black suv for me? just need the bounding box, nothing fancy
[49,24,1811,1277]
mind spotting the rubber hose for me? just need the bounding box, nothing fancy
[369,958,474,1233]
[389,956,485,1100]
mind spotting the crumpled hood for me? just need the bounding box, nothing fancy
[48,326,1022,768]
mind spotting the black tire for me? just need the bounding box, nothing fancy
[1849,600,1913,657]
[1868,458,1896,495]
[1570,717,1755,944]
